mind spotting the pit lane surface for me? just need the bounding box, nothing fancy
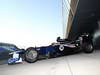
[0,50,100,75]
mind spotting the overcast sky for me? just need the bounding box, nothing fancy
[0,0,63,48]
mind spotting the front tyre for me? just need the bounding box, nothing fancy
[24,47,38,63]
[83,43,94,53]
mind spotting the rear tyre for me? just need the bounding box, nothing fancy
[24,47,38,63]
[82,43,94,53]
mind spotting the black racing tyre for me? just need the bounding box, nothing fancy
[24,47,38,63]
[82,43,94,53]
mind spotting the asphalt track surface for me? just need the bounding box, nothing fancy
[0,50,100,75]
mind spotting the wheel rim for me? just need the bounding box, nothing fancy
[26,50,37,60]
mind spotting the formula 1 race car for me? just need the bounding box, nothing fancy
[24,33,94,63]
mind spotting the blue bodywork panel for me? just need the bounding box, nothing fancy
[36,45,56,54]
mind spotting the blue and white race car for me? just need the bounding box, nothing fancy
[24,33,94,63]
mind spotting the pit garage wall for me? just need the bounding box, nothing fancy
[63,0,79,39]
[68,0,100,45]
[62,0,71,38]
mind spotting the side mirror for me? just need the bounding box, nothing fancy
[56,37,61,42]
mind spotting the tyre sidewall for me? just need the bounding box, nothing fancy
[25,47,38,63]
[82,43,94,53]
